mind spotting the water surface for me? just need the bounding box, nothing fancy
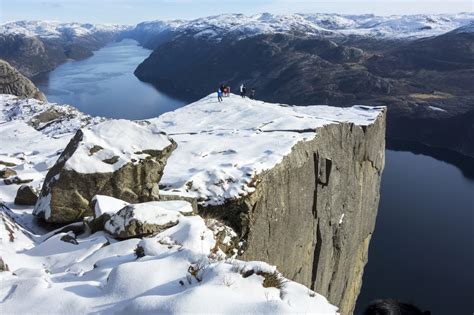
[356,148,474,314]
[34,39,185,119]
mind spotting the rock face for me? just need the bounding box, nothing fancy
[0,59,47,101]
[33,120,177,224]
[104,200,193,239]
[200,114,385,314]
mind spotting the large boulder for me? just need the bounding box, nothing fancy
[33,120,177,224]
[104,200,193,239]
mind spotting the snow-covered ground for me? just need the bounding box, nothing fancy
[0,93,384,314]
[0,202,338,314]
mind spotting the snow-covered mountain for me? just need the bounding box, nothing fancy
[0,21,131,77]
[0,20,130,39]
[1,13,472,43]
[133,12,474,41]
[452,21,474,34]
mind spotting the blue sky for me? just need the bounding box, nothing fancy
[1,0,473,24]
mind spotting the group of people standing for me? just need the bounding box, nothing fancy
[217,83,255,102]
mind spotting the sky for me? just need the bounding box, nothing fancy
[1,0,473,25]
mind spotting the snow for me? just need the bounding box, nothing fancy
[428,106,448,112]
[0,198,339,314]
[93,195,129,217]
[151,94,384,205]
[137,12,474,41]
[64,119,174,174]
[104,200,193,236]
[0,91,386,313]
[2,13,472,43]
[453,21,474,33]
[0,94,101,231]
[0,20,130,39]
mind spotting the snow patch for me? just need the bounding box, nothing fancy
[92,195,129,217]
[64,119,173,174]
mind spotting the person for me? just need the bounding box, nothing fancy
[250,87,255,99]
[217,87,223,102]
[240,84,246,98]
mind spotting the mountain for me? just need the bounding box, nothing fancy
[0,20,129,39]
[133,13,474,157]
[0,59,46,101]
[0,21,130,77]
[126,12,474,49]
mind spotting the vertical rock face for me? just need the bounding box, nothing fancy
[0,59,47,102]
[199,110,385,314]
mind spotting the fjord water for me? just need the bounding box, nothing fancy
[34,38,474,314]
[34,39,186,119]
[356,148,474,314]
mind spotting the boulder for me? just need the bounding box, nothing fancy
[33,120,177,224]
[14,185,38,205]
[104,200,193,239]
[0,168,16,179]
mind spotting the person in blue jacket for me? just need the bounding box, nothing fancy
[217,87,223,102]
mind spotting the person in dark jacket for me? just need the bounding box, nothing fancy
[250,87,255,99]
[240,84,246,98]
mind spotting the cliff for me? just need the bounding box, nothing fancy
[0,59,47,101]
[0,93,385,314]
[153,94,386,314]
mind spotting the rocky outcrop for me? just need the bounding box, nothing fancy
[14,185,39,206]
[33,120,177,224]
[104,200,193,239]
[0,59,46,101]
[196,110,386,314]
[0,168,17,178]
